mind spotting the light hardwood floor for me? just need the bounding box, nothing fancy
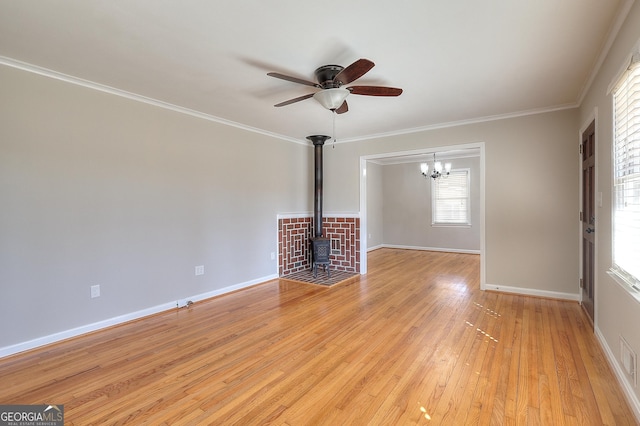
[0,249,636,425]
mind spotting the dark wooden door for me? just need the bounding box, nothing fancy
[581,120,595,323]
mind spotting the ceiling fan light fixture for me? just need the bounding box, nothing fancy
[313,88,350,110]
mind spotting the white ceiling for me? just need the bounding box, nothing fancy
[0,1,631,144]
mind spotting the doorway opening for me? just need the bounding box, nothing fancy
[358,142,486,289]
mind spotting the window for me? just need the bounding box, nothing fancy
[611,54,640,290]
[432,169,470,226]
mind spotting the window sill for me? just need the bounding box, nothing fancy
[431,223,471,228]
[607,268,640,305]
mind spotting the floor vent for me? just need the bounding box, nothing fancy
[620,336,637,388]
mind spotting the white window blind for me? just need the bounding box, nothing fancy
[432,169,470,225]
[612,56,640,288]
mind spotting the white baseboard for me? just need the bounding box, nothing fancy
[381,244,481,255]
[0,274,277,359]
[595,326,640,422]
[483,283,580,301]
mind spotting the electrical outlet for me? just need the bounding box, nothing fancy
[195,265,204,276]
[90,285,100,298]
[270,252,275,260]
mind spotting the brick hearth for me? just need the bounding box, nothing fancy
[278,215,360,276]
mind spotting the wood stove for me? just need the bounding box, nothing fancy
[307,135,332,278]
[311,237,330,278]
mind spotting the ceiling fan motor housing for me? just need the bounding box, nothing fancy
[315,65,344,88]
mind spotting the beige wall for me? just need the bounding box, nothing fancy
[0,65,312,351]
[380,156,481,252]
[579,0,640,410]
[323,109,579,298]
[365,161,384,249]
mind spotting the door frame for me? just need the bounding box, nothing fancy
[579,109,598,324]
[358,141,486,289]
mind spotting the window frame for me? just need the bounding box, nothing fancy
[431,168,471,227]
[608,52,640,297]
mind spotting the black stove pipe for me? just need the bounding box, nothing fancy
[306,135,331,238]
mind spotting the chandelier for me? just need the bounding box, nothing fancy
[420,153,451,180]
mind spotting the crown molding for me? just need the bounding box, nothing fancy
[0,56,306,145]
[1,55,579,146]
[577,0,636,106]
[337,102,579,144]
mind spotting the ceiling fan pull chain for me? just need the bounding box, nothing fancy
[332,111,336,148]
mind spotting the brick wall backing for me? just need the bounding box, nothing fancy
[278,216,360,276]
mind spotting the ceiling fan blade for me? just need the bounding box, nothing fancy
[348,86,403,96]
[334,59,375,85]
[267,72,321,88]
[274,93,315,107]
[335,101,349,114]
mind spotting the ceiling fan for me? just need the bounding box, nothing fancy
[267,58,402,114]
